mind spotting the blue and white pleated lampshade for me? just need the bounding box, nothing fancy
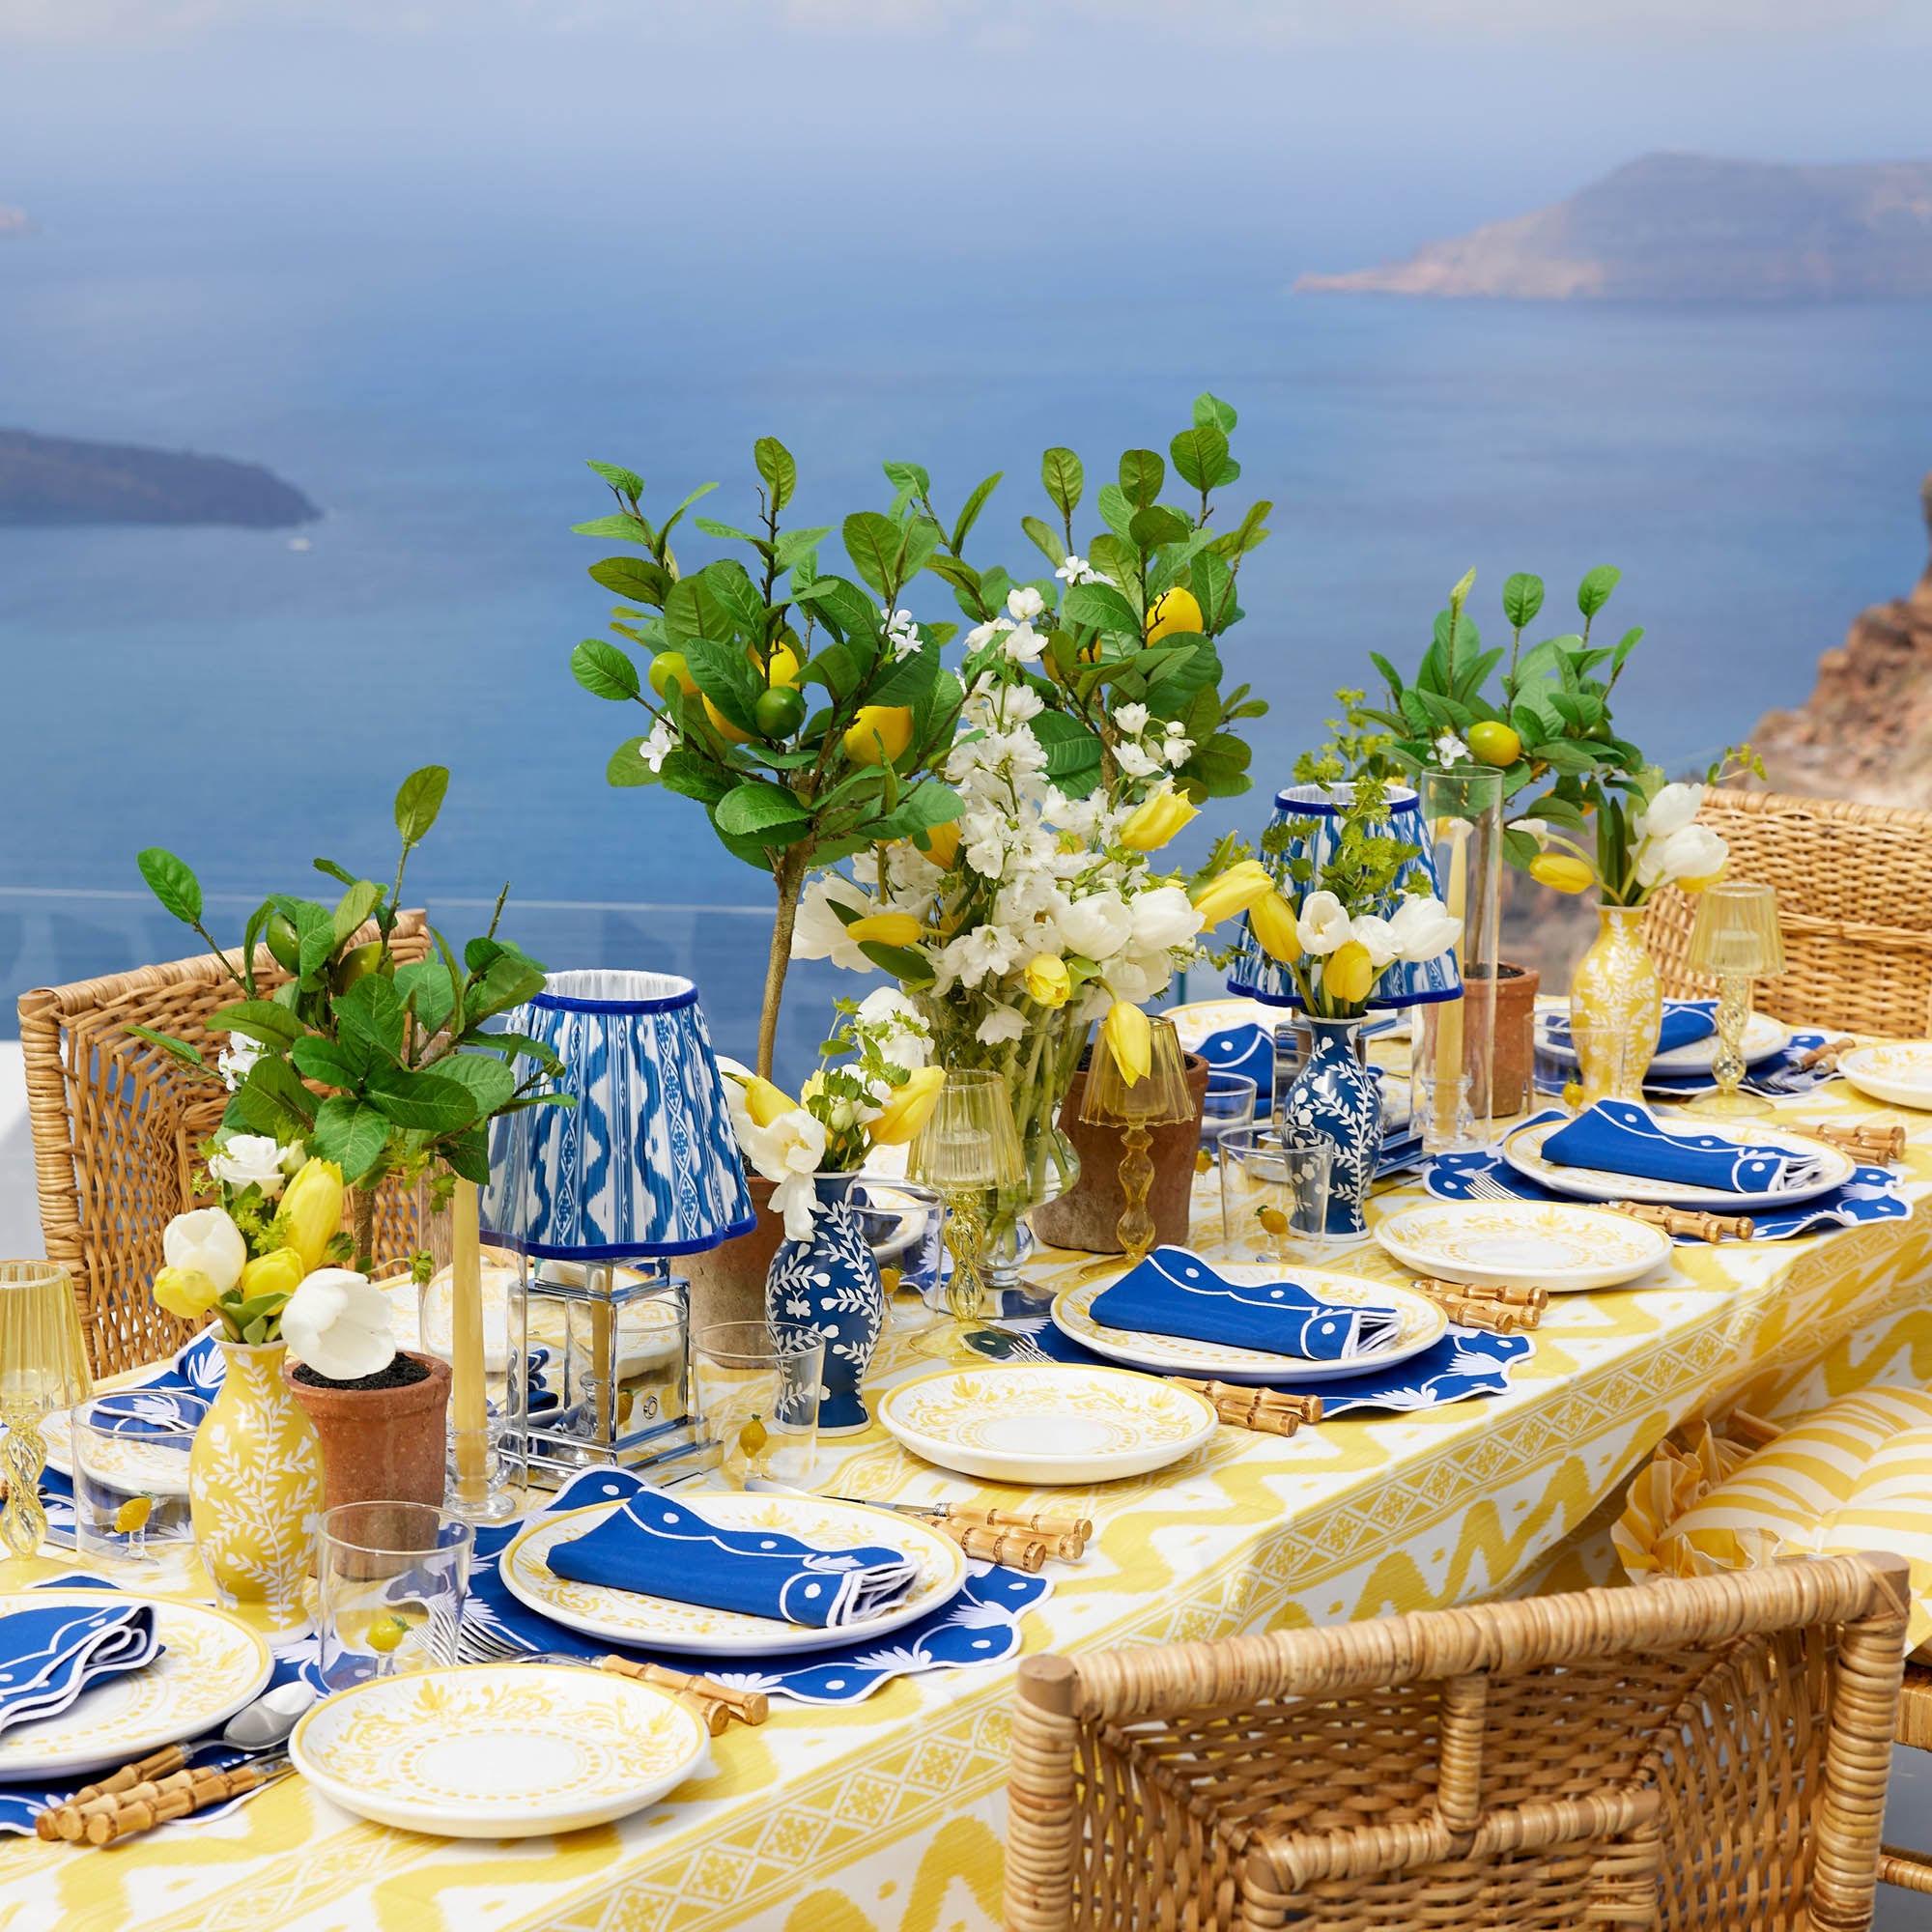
[1226,782,1463,1010]
[482,970,755,1261]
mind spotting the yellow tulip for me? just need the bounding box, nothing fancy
[915,820,961,869]
[277,1157,345,1275]
[1248,889,1300,962]
[1324,940,1377,1007]
[153,1265,221,1321]
[239,1246,307,1304]
[841,704,915,767]
[1528,853,1595,895]
[1102,1001,1151,1086]
[1191,860,1273,928]
[1119,788,1200,853]
[846,912,924,948]
[868,1065,945,1147]
[741,1075,799,1128]
[1144,585,1204,646]
[1023,954,1072,1009]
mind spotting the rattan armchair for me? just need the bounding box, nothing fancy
[1006,1553,1911,1931]
[1643,789,1932,1037]
[18,914,432,1377]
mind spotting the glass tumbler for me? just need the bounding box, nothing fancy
[70,1392,207,1586]
[316,1501,473,1692]
[1219,1125,1335,1263]
[691,1322,824,1489]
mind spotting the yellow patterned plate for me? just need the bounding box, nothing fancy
[1374,1199,1673,1293]
[1535,1007,1790,1073]
[1051,1266,1448,1386]
[1839,1041,1932,1112]
[500,1493,967,1656]
[1501,1115,1854,1210]
[879,1364,1217,1485]
[290,1662,709,1837]
[0,1589,272,1777]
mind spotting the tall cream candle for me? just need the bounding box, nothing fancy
[450,1179,487,1498]
[1435,820,1467,1143]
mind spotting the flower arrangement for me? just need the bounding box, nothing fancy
[723,989,945,1237]
[130,767,567,1358]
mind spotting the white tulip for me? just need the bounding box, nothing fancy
[739,1107,827,1187]
[1295,890,1353,956]
[282,1268,397,1381]
[207,1134,298,1199]
[1657,822,1727,884]
[790,877,873,970]
[1128,885,1203,954]
[162,1207,246,1295]
[1349,914,1400,970]
[1387,894,1463,962]
[1642,782,1702,840]
[1059,892,1134,961]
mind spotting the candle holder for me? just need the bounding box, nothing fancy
[0,1262,92,1557]
[1684,882,1785,1119]
[1079,1016,1195,1264]
[910,1070,1024,1323]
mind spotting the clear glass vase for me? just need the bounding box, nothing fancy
[1569,905,1664,1104]
[915,993,1087,1297]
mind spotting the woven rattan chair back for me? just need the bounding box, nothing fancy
[1006,1553,1911,1932]
[1643,789,1932,1037]
[18,914,432,1376]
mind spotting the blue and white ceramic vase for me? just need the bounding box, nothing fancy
[1279,1016,1382,1239]
[764,1174,886,1435]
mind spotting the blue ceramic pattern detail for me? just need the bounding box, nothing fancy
[1427,1114,1912,1241]
[481,970,754,1261]
[765,1173,886,1434]
[457,1469,1051,1708]
[1278,1015,1384,1238]
[1227,783,1461,1010]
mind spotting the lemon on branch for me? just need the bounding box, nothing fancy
[842,704,914,767]
[1145,586,1204,645]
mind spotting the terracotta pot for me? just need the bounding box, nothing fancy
[1488,961,1540,1119]
[1030,1053,1210,1256]
[683,1174,787,1339]
[283,1350,451,1515]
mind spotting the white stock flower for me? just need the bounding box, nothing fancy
[1059,892,1133,961]
[1128,885,1203,954]
[1349,914,1400,971]
[208,1134,298,1199]
[1387,894,1463,962]
[1115,741,1162,779]
[1296,890,1353,955]
[996,681,1045,724]
[882,607,921,662]
[1435,730,1469,765]
[855,987,931,1070]
[1161,726,1194,767]
[283,1269,397,1380]
[962,810,1009,878]
[1007,585,1045,623]
[1641,782,1703,841]
[1113,702,1151,737]
[791,876,874,970]
[976,1005,1027,1045]
[639,718,677,773]
[216,1035,262,1092]
[1055,554,1110,586]
[162,1207,247,1294]
[1003,623,1046,665]
[948,923,1021,988]
[965,617,1014,650]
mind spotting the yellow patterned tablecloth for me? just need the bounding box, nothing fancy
[7,1074,1932,1932]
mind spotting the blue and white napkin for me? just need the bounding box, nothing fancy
[0,1602,160,1736]
[1197,1023,1277,1105]
[544,1488,921,1628]
[1090,1247,1403,1360]
[1541,1000,1718,1060]
[1540,1101,1833,1195]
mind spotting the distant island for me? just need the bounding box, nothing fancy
[0,429,320,528]
[0,206,26,237]
[1296,153,1932,301]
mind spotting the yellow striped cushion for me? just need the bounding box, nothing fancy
[1816,1426,1932,1653]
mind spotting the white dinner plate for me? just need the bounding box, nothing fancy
[499,1492,967,1657]
[879,1364,1217,1485]
[1167,997,1274,1053]
[1051,1266,1448,1386]
[1838,1041,1932,1113]
[1499,1115,1853,1210]
[0,1589,272,1778]
[290,1662,710,1838]
[1373,1199,1673,1293]
[1535,1007,1789,1074]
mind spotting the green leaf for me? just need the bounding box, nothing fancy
[1128,504,1190,551]
[1192,391,1237,434]
[1031,711,1104,782]
[364,1062,482,1134]
[1608,625,1644,680]
[467,952,548,1026]
[693,515,755,544]
[1094,484,1134,541]
[1501,573,1545,630]
[1062,582,1142,637]
[585,459,644,497]
[881,460,931,501]
[137,847,202,926]
[607,737,658,787]
[856,940,935,988]
[865,781,965,842]
[715,781,810,838]
[1040,447,1084,521]
[793,573,878,644]
[950,471,1002,553]
[394,766,449,849]
[1118,449,1165,510]
[572,638,641,702]
[897,515,942,583]
[655,747,734,805]
[1176,731,1252,798]
[656,480,719,544]
[588,554,670,606]
[1538,740,1599,776]
[1142,641,1223,721]
[208,999,304,1047]
[1021,515,1066,567]
[1169,424,1230,494]
[123,1024,204,1069]
[334,973,407,1059]
[571,511,655,547]
[311,1095,390,1182]
[753,436,796,512]
[290,899,336,984]
[243,1054,317,1131]
[291,1033,369,1090]
[331,879,384,950]
[842,511,901,598]
[424,1049,516,1122]
[392,957,456,1038]
[1190,548,1236,632]
[1577,565,1622,620]
[441,1125,492,1187]
[1209,498,1271,560]
[664,573,741,648]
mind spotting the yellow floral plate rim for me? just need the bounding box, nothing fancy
[1051,1266,1449,1386]
[499,1492,968,1657]
[1500,1116,1854,1209]
[289,1661,710,1838]
[1534,1007,1790,1073]
[1372,1199,1674,1293]
[878,1363,1218,1485]
[1838,1041,1932,1112]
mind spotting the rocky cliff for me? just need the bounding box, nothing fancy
[0,429,319,528]
[1756,475,1932,803]
[1296,153,1932,302]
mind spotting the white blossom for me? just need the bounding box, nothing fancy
[1434,730,1469,766]
[208,1134,299,1198]
[976,1005,1027,1045]
[965,616,1015,650]
[283,1269,396,1381]
[1387,894,1463,961]
[640,717,677,773]
[1003,622,1046,665]
[1007,585,1045,623]
[1115,741,1162,779]
[1059,892,1133,961]
[1128,885,1203,953]
[792,875,875,970]
[1637,782,1702,842]
[1296,890,1352,955]
[1055,554,1112,587]
[881,606,922,663]
[217,1035,262,1093]
[1114,701,1151,737]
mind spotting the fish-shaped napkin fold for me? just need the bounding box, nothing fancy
[0,1602,161,1736]
[1542,1000,1718,1060]
[1090,1247,1403,1360]
[1539,1100,1833,1195]
[543,1489,921,1628]
[1197,1023,1277,1104]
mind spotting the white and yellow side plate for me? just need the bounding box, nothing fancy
[1373,1199,1673,1293]
[1535,1007,1790,1074]
[1168,997,1274,1054]
[1500,1116,1854,1210]
[0,1589,272,1778]
[290,1662,710,1838]
[879,1364,1217,1485]
[1839,1041,1932,1113]
[1051,1267,1448,1386]
[500,1493,967,1657]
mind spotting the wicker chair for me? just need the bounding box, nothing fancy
[17,914,432,1377]
[1643,789,1932,1037]
[1005,1553,1912,1930]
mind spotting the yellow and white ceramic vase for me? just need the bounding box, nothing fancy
[188,1341,325,1638]
[1569,905,1664,1105]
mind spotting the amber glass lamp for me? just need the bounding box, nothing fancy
[911,1070,1024,1322]
[0,1262,92,1557]
[1080,1016,1195,1262]
[1686,881,1785,1119]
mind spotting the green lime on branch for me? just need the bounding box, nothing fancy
[754,685,807,741]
